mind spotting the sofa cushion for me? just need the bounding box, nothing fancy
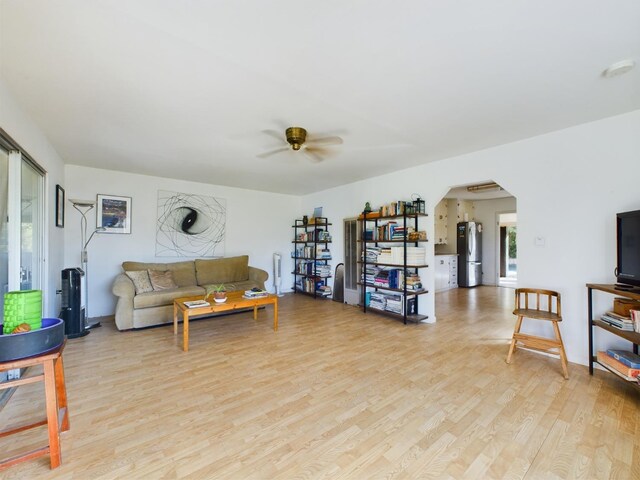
[125,270,154,294]
[122,261,197,287]
[201,280,263,294]
[133,285,205,309]
[148,270,178,291]
[195,255,249,285]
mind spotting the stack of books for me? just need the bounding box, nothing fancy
[376,247,425,265]
[243,288,269,299]
[362,247,381,262]
[405,273,423,291]
[597,350,640,381]
[600,311,635,331]
[316,285,332,297]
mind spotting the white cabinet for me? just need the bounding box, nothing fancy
[435,255,458,292]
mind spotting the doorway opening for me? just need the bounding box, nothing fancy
[433,180,517,320]
[497,212,517,288]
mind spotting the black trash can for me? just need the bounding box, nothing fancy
[59,268,88,338]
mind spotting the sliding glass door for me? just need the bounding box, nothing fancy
[20,160,44,291]
[0,145,44,315]
[0,148,8,312]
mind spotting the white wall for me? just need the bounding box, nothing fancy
[473,197,517,285]
[64,165,300,317]
[301,109,640,366]
[0,79,66,318]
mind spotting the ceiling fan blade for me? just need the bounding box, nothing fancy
[256,146,290,158]
[261,129,286,143]
[307,136,343,146]
[302,149,325,163]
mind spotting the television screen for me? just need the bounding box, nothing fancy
[616,210,640,288]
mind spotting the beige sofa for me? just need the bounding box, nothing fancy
[111,255,268,330]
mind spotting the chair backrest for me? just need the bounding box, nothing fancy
[515,288,561,317]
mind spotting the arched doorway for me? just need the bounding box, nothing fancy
[433,181,517,292]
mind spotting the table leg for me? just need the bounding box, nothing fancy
[254,305,258,321]
[43,359,61,469]
[173,302,178,335]
[274,297,278,331]
[54,356,69,432]
[182,310,189,352]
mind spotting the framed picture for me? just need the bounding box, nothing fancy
[55,185,65,228]
[96,194,131,234]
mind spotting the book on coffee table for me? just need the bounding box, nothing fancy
[184,300,210,308]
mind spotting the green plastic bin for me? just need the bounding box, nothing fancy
[3,290,42,334]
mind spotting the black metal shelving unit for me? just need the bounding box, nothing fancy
[587,283,640,393]
[292,217,332,299]
[358,210,429,324]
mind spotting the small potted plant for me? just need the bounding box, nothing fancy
[205,284,228,303]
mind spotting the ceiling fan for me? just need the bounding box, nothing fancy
[257,127,343,162]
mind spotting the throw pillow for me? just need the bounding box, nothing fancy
[125,270,154,294]
[148,270,178,291]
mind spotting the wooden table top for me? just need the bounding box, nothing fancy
[175,291,276,313]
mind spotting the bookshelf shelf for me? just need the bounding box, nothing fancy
[292,273,332,279]
[292,217,332,300]
[358,239,429,243]
[587,283,640,393]
[364,305,428,323]
[359,205,429,325]
[357,261,428,268]
[357,282,427,295]
[294,256,332,261]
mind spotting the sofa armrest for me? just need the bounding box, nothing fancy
[112,273,135,330]
[248,266,269,290]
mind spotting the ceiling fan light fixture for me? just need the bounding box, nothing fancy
[286,127,307,151]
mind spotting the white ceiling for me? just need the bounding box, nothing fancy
[1,1,639,195]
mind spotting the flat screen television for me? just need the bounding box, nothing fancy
[616,209,640,289]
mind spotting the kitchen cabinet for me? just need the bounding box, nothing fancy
[435,255,458,292]
[434,199,448,244]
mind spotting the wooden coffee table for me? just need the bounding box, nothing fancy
[173,291,278,352]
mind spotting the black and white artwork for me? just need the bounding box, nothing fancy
[156,190,226,257]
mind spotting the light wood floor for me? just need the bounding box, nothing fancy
[1,287,639,479]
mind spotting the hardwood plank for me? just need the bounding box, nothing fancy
[0,286,638,478]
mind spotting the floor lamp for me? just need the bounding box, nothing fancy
[69,199,105,330]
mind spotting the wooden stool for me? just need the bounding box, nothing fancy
[506,289,569,379]
[0,340,69,470]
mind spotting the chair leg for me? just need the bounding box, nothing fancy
[43,359,61,469]
[506,316,523,364]
[553,322,569,379]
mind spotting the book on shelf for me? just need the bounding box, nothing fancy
[316,285,332,297]
[184,300,210,308]
[597,351,640,380]
[605,349,640,368]
[600,312,635,331]
[367,291,417,315]
[631,309,640,332]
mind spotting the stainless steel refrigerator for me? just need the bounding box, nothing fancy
[457,222,482,287]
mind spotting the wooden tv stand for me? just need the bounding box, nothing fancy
[587,283,640,393]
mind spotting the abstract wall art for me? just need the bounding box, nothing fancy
[156,190,226,257]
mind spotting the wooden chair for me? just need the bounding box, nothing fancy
[506,288,568,379]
